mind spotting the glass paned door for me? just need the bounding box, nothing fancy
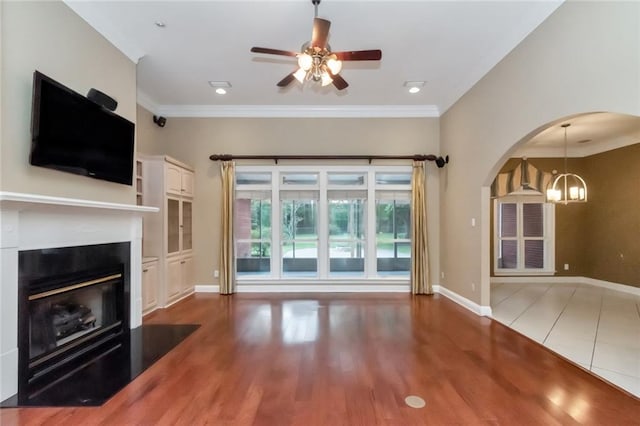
[281,199,318,276]
[235,196,272,276]
[375,199,410,275]
[328,198,366,276]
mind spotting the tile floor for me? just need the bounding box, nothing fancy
[491,281,640,398]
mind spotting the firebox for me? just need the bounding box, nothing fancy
[18,242,130,404]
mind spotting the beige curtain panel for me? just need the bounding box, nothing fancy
[219,161,236,295]
[410,160,432,295]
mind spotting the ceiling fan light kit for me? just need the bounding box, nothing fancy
[250,0,382,91]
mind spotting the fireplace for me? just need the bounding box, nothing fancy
[18,242,130,403]
[0,192,156,403]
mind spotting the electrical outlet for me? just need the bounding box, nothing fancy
[471,282,476,291]
[564,264,569,271]
[441,272,445,279]
[214,270,219,278]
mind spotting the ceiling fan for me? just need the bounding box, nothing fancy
[250,0,382,91]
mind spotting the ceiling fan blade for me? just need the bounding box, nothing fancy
[277,72,297,88]
[251,47,299,57]
[311,18,331,49]
[333,50,382,61]
[330,73,349,91]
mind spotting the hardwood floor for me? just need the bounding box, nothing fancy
[2,293,638,425]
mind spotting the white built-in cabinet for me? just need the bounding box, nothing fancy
[140,155,195,308]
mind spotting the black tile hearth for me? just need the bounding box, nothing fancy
[1,324,199,408]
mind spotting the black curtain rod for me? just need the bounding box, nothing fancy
[209,154,450,168]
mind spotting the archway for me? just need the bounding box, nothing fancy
[483,111,640,396]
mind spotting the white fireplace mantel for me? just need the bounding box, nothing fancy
[0,191,158,401]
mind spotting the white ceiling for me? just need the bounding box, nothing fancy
[65,0,562,116]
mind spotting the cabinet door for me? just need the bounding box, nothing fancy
[181,170,194,197]
[142,261,158,312]
[167,197,180,254]
[166,257,182,301]
[166,164,182,195]
[181,256,194,294]
[181,199,193,251]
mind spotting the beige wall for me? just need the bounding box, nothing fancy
[441,1,640,307]
[1,1,137,204]
[136,105,166,155]
[137,115,441,286]
[583,144,640,287]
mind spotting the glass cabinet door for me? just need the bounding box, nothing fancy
[167,198,180,254]
[182,200,193,251]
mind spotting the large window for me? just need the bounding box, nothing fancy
[234,166,412,280]
[494,195,555,275]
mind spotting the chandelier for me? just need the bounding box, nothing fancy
[546,123,588,204]
[293,43,342,86]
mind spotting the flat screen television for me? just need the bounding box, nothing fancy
[30,71,135,186]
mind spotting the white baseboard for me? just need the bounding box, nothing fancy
[434,285,492,317]
[491,276,640,297]
[195,285,220,293]
[237,284,409,293]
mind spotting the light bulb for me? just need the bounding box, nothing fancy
[579,188,585,200]
[293,68,307,83]
[547,188,561,202]
[297,53,313,71]
[321,71,333,87]
[215,88,226,95]
[409,87,421,94]
[569,186,579,200]
[326,56,342,75]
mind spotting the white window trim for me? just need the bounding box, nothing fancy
[493,194,555,276]
[235,164,412,283]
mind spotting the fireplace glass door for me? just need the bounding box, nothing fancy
[29,272,123,362]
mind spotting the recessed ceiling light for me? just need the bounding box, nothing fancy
[208,81,231,95]
[404,81,426,94]
[155,21,166,28]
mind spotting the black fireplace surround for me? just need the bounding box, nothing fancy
[0,242,199,407]
[17,242,130,404]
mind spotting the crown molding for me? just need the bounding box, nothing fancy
[152,104,440,118]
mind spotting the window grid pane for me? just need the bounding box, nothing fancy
[500,203,517,238]
[499,240,518,269]
[522,203,544,237]
[524,240,544,269]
